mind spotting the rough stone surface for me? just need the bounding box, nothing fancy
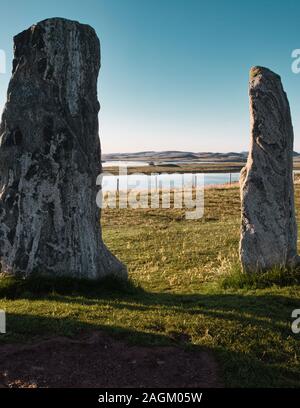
[240,66,298,273]
[0,18,126,279]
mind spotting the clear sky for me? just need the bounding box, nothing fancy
[0,0,300,153]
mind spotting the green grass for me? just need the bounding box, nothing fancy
[1,185,300,387]
[220,263,300,290]
[104,161,300,175]
[104,162,244,175]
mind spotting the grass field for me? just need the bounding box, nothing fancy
[104,159,300,175]
[104,162,244,174]
[1,184,300,387]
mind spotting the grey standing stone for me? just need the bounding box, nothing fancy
[240,66,298,273]
[0,18,127,279]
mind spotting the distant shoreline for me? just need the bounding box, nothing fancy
[102,150,248,163]
[102,149,300,163]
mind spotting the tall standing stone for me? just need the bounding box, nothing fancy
[0,18,127,279]
[240,66,298,272]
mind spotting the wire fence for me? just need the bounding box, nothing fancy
[103,171,300,193]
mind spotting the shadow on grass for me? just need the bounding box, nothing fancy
[1,275,300,387]
[0,274,299,336]
[0,274,145,300]
[1,311,300,388]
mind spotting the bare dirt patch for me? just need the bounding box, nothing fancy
[0,331,222,388]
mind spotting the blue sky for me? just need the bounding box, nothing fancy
[0,0,300,153]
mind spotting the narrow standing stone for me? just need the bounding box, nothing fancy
[0,18,127,279]
[240,66,298,273]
